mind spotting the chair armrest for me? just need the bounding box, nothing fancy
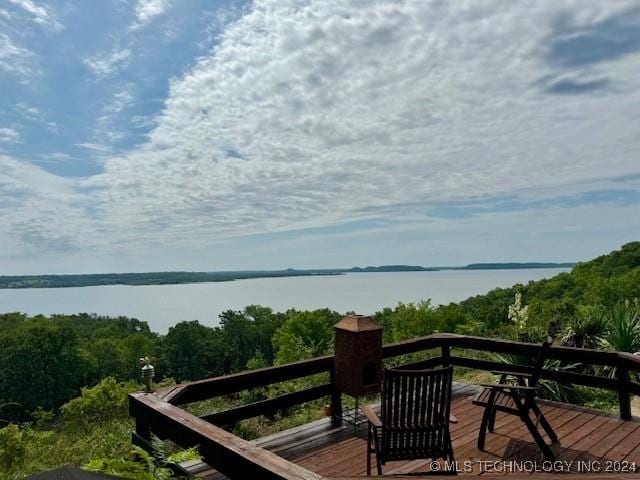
[481,383,536,392]
[491,370,532,378]
[449,414,458,424]
[362,405,382,428]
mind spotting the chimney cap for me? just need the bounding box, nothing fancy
[335,314,382,332]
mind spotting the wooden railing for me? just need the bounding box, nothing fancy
[129,333,640,479]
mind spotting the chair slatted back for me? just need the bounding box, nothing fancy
[380,366,453,461]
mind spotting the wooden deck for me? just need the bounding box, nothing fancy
[180,383,640,478]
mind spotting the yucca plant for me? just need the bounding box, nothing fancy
[601,300,640,354]
[599,300,640,380]
[560,306,608,350]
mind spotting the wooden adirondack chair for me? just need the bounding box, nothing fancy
[472,324,560,460]
[363,366,457,475]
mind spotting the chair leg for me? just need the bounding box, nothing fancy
[478,406,492,451]
[367,426,371,476]
[446,437,457,475]
[531,402,558,443]
[488,408,496,432]
[519,406,554,460]
[369,425,382,475]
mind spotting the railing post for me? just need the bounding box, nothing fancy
[617,365,632,420]
[131,415,155,453]
[130,391,153,451]
[330,368,343,427]
[441,344,451,367]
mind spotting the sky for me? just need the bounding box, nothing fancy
[1,0,639,275]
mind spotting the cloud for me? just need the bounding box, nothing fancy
[131,0,171,30]
[84,48,131,79]
[101,87,134,116]
[0,127,20,144]
[0,156,91,258]
[543,77,610,95]
[74,143,112,154]
[545,6,640,69]
[40,152,71,162]
[0,33,38,78]
[84,0,638,245]
[1,0,639,271]
[15,102,41,120]
[8,0,63,30]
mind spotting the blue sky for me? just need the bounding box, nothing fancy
[1,0,639,274]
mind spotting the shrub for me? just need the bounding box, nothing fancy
[61,377,138,432]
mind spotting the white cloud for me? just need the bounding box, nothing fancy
[0,156,93,260]
[41,152,71,161]
[131,0,171,30]
[0,33,38,78]
[84,48,131,79]
[86,0,640,244]
[1,0,640,271]
[15,102,41,120]
[74,143,112,154]
[103,87,134,115]
[0,127,20,144]
[8,0,63,30]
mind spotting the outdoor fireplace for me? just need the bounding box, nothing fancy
[334,315,383,396]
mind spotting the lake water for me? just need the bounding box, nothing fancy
[0,269,568,333]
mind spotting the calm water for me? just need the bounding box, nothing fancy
[0,269,568,333]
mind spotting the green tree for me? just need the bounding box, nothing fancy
[161,321,227,382]
[272,309,340,364]
[0,320,87,418]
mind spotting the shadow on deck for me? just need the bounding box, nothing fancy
[181,383,640,478]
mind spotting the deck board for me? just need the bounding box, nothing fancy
[185,383,640,478]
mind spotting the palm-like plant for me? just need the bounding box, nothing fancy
[600,300,640,354]
[598,300,640,380]
[560,306,608,350]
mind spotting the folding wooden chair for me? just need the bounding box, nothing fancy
[472,326,560,460]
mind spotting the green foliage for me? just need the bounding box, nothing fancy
[388,301,434,341]
[218,306,286,371]
[0,424,24,471]
[0,379,143,478]
[85,437,200,480]
[61,378,137,432]
[0,320,88,419]
[161,321,227,382]
[600,300,640,354]
[272,309,341,363]
[560,306,608,349]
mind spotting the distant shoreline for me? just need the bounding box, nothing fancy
[0,263,575,289]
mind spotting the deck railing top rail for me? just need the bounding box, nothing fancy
[162,333,640,406]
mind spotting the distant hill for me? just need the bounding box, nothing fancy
[453,262,576,270]
[348,265,438,272]
[0,262,575,289]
